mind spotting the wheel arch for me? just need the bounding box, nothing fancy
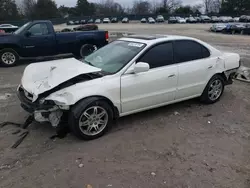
[73,95,120,120]
[202,72,227,93]
[204,72,227,86]
[0,46,20,56]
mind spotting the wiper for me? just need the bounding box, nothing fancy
[84,59,94,66]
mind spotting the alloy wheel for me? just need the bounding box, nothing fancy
[208,79,223,101]
[79,106,108,136]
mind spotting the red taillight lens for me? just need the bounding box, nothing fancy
[105,31,109,41]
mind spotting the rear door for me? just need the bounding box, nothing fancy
[174,40,218,100]
[20,23,56,57]
[121,42,178,114]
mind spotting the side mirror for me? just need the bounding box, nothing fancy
[134,62,149,73]
[25,31,31,37]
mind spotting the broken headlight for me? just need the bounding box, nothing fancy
[39,99,55,105]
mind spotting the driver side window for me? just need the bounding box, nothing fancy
[137,42,174,69]
[28,23,49,36]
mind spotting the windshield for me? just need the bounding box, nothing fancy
[14,22,30,34]
[83,40,146,74]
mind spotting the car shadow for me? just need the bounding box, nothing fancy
[110,98,201,134]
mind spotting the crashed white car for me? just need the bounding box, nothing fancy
[17,35,240,140]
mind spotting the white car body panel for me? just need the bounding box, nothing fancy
[21,58,101,101]
[19,35,240,124]
[45,75,121,112]
[177,18,186,23]
[121,64,178,114]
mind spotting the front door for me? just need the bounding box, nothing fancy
[121,42,178,114]
[20,23,56,57]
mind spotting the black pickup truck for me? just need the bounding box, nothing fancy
[0,20,109,66]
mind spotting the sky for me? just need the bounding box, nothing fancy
[55,0,203,8]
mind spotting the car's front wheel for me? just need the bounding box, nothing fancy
[201,75,225,104]
[0,49,19,67]
[68,98,114,140]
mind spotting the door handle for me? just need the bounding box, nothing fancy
[208,65,213,69]
[168,74,176,78]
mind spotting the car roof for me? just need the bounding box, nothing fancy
[120,34,198,44]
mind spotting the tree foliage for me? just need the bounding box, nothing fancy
[0,0,249,21]
[0,0,20,20]
[203,0,220,13]
[35,0,59,19]
[76,0,95,16]
[174,6,193,14]
[132,0,152,14]
[220,0,250,14]
[95,0,124,16]
[21,0,59,19]
[161,0,182,13]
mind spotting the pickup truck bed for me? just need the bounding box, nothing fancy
[0,20,109,67]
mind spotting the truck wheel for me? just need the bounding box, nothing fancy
[0,49,19,67]
[200,75,225,104]
[80,44,97,58]
[68,98,114,140]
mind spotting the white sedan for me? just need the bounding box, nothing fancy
[176,17,186,23]
[17,35,240,140]
[148,17,156,23]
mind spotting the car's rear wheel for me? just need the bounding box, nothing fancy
[200,75,225,104]
[0,49,19,67]
[80,44,97,58]
[68,99,113,140]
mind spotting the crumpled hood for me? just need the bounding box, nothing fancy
[21,58,101,100]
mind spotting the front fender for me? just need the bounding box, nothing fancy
[44,77,121,112]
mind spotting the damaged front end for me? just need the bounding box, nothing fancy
[17,71,104,128]
[17,85,68,127]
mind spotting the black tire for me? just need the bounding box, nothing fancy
[0,49,19,67]
[80,44,97,58]
[68,98,114,140]
[200,74,225,104]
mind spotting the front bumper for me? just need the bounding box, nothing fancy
[17,85,64,127]
[17,85,55,113]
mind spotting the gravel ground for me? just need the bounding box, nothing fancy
[0,23,250,188]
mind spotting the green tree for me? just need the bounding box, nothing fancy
[132,0,152,14]
[35,0,59,19]
[156,7,169,14]
[174,6,193,14]
[0,0,20,21]
[220,0,250,14]
[76,0,95,16]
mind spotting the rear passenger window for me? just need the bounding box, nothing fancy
[202,46,210,58]
[138,42,173,69]
[174,40,209,63]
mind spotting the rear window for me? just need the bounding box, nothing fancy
[174,40,210,63]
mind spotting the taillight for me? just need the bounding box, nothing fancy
[105,31,109,42]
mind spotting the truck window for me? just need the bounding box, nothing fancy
[28,23,49,36]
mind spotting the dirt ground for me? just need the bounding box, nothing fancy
[0,23,250,188]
